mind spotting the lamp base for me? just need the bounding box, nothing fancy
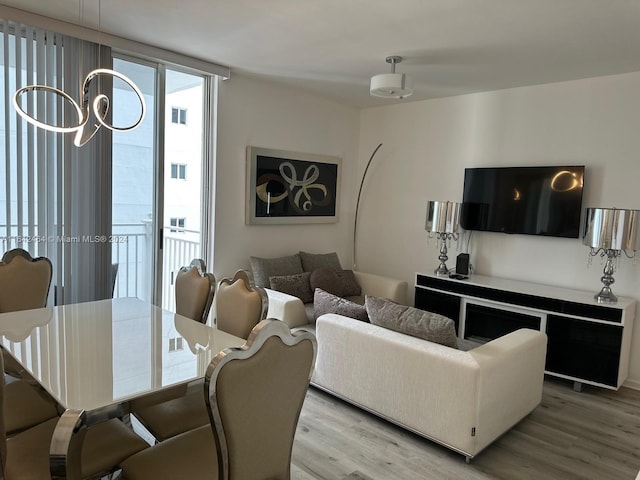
[593,251,618,304]
[434,264,450,277]
[434,241,450,277]
[594,287,618,304]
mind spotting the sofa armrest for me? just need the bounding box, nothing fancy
[468,328,547,454]
[264,288,308,328]
[353,271,408,304]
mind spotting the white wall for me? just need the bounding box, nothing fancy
[357,71,640,387]
[214,74,360,279]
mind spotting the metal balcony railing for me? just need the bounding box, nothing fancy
[1,223,201,312]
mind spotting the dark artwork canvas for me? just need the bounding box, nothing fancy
[254,155,338,218]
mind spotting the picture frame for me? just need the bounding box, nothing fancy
[246,146,341,225]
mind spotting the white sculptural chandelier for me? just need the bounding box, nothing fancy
[13,69,145,147]
[12,0,145,147]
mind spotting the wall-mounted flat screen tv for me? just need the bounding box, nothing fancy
[460,166,585,238]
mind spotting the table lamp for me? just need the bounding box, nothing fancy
[426,201,461,276]
[582,207,639,303]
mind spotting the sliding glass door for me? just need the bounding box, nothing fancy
[111,58,210,310]
[161,70,205,312]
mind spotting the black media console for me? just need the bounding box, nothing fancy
[415,273,636,391]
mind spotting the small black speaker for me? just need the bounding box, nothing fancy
[456,253,470,276]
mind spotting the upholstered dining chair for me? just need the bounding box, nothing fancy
[119,319,317,480]
[132,269,266,442]
[0,351,149,479]
[175,258,216,324]
[131,259,216,441]
[215,269,268,339]
[0,248,52,317]
[0,248,60,435]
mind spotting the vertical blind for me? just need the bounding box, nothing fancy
[1,19,112,304]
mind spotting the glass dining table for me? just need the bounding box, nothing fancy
[0,297,245,479]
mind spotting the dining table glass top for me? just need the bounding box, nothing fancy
[0,297,245,412]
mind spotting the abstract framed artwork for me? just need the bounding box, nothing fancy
[246,146,341,224]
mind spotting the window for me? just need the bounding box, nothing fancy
[1,23,114,304]
[169,217,186,232]
[171,107,187,125]
[168,337,184,352]
[170,163,187,180]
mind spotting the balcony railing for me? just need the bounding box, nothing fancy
[112,223,201,311]
[1,223,201,312]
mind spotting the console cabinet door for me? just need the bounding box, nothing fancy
[546,315,622,387]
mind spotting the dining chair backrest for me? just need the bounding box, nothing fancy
[215,270,268,339]
[175,259,215,324]
[0,248,52,313]
[205,319,316,480]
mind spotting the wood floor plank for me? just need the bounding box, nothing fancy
[291,378,640,479]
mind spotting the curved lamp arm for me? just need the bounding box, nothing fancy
[353,143,383,270]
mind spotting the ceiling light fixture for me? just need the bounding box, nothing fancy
[12,0,145,147]
[370,56,413,99]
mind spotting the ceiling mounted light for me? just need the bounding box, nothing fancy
[370,56,413,99]
[12,0,145,147]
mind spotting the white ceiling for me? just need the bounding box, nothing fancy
[3,0,640,108]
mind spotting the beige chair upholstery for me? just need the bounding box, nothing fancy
[120,319,317,480]
[175,259,215,324]
[0,248,52,313]
[3,380,59,436]
[0,352,149,479]
[216,269,268,339]
[0,248,59,435]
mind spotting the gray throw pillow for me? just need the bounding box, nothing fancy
[336,270,361,297]
[365,295,458,348]
[310,267,344,297]
[269,272,313,304]
[250,254,303,288]
[314,288,369,322]
[299,251,342,272]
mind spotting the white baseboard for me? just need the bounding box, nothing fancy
[623,378,640,391]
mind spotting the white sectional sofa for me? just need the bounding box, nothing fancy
[312,313,548,461]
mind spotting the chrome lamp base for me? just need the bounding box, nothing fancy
[594,286,617,304]
[434,240,451,277]
[594,250,618,304]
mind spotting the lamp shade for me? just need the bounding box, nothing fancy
[426,201,461,234]
[582,208,640,251]
[370,73,413,99]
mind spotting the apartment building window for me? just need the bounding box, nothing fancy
[170,163,187,179]
[171,107,187,125]
[170,217,186,232]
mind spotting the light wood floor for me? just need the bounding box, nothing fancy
[291,378,640,480]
